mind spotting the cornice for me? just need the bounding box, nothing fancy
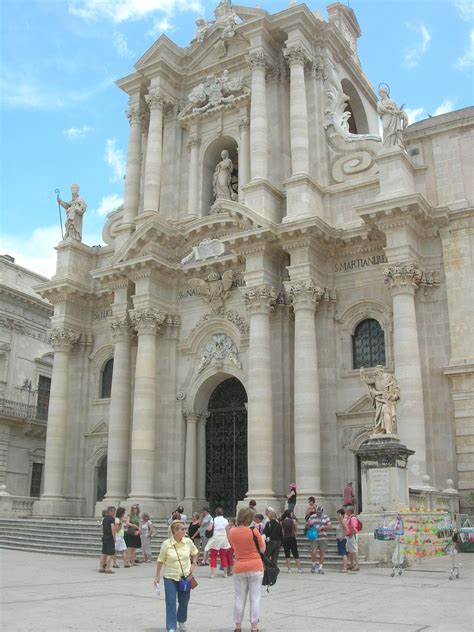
[34,278,96,305]
[0,284,52,316]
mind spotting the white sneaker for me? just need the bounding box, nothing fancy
[318,565,324,574]
[287,568,292,573]
[178,624,187,631]
[298,568,303,574]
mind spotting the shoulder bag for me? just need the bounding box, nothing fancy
[173,544,198,591]
[250,528,280,591]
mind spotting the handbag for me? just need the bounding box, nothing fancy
[174,544,198,591]
[251,529,280,591]
[306,525,319,540]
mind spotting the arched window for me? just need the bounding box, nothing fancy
[100,358,114,399]
[352,319,385,369]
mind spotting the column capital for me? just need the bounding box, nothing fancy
[125,105,143,126]
[132,309,166,335]
[244,284,277,315]
[187,135,201,150]
[384,261,422,296]
[183,410,209,424]
[283,45,311,66]
[239,118,250,132]
[48,328,80,351]
[110,316,133,340]
[246,50,270,70]
[145,88,166,110]
[284,279,324,311]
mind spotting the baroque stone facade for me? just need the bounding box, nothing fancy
[32,2,473,518]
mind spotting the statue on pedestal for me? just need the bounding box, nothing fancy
[56,183,87,241]
[360,365,400,434]
[377,84,408,148]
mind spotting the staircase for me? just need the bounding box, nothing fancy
[0,517,375,567]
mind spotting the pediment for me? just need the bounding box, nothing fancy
[336,394,374,418]
[185,32,251,75]
[86,420,108,436]
[134,34,183,70]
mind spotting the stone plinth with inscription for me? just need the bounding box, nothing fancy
[355,434,414,512]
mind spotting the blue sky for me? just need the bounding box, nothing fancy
[1,0,473,278]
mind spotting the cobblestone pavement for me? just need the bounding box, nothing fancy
[1,549,472,631]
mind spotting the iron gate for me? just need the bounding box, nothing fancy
[206,378,247,515]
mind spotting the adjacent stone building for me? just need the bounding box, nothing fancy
[0,255,53,502]
[32,2,473,518]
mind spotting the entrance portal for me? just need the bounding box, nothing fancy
[206,377,248,515]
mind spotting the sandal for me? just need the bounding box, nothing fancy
[104,570,115,574]
[98,569,106,573]
[124,565,131,568]
[113,565,119,568]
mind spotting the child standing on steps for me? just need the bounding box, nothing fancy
[335,508,349,573]
[140,513,154,563]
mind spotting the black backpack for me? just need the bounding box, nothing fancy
[251,529,280,591]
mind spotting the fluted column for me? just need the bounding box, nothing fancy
[104,316,132,501]
[284,46,310,175]
[385,262,427,481]
[183,411,199,499]
[247,51,269,180]
[143,89,165,213]
[187,136,201,215]
[196,413,208,499]
[238,118,250,200]
[244,285,277,498]
[129,309,165,498]
[123,104,143,224]
[285,280,323,494]
[41,329,79,499]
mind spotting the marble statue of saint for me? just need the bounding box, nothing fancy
[360,365,400,434]
[212,150,237,201]
[57,183,87,241]
[192,17,210,43]
[377,86,408,148]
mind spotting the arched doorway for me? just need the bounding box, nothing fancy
[96,455,107,503]
[206,377,247,515]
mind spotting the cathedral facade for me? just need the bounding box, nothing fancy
[33,2,474,519]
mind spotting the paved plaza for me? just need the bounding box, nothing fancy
[0,549,472,631]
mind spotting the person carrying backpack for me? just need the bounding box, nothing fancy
[344,504,361,571]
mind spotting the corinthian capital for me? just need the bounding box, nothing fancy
[384,262,422,295]
[246,50,269,70]
[132,309,166,335]
[243,284,277,315]
[125,105,143,126]
[110,316,133,340]
[283,45,311,66]
[284,279,324,311]
[48,328,80,351]
[145,88,166,110]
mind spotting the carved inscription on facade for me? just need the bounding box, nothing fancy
[368,468,391,505]
[334,253,387,272]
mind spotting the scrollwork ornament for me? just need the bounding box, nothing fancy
[48,328,80,350]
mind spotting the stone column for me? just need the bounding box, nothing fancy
[238,118,250,200]
[104,316,132,501]
[247,51,268,180]
[196,412,208,500]
[284,46,310,175]
[384,262,427,481]
[244,285,277,499]
[183,411,198,499]
[143,89,165,213]
[123,104,143,224]
[129,309,165,499]
[41,329,79,499]
[187,136,201,215]
[285,280,323,494]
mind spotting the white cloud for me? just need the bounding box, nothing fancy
[63,125,92,140]
[0,226,62,279]
[104,139,126,182]
[0,75,113,110]
[405,107,425,124]
[404,23,431,68]
[433,99,456,116]
[113,31,135,58]
[69,0,202,23]
[455,0,474,21]
[96,193,124,216]
[147,17,173,38]
[457,29,474,69]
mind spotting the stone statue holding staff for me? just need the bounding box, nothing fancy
[56,183,87,241]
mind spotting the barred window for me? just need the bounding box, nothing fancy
[100,359,114,399]
[36,375,51,421]
[352,319,386,369]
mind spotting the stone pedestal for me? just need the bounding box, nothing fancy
[355,434,414,513]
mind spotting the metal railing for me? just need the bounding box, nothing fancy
[0,398,47,422]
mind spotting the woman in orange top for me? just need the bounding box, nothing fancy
[228,507,266,632]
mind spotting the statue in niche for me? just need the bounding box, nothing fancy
[213,150,238,202]
[56,183,87,241]
[377,84,408,148]
[360,365,400,435]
